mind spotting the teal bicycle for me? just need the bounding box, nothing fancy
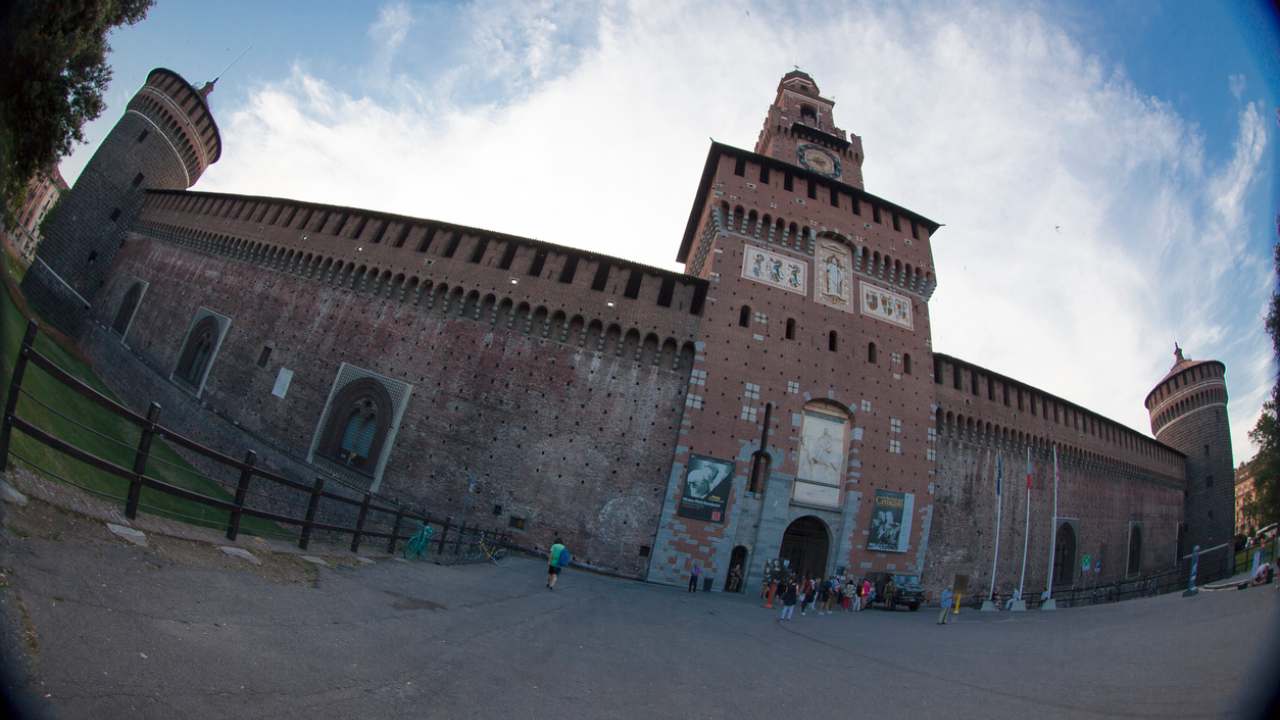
[402,522,434,560]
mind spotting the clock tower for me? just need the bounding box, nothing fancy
[651,70,939,593]
[754,70,865,189]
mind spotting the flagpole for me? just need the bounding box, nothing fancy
[983,449,1003,611]
[1015,445,1031,611]
[1042,445,1059,610]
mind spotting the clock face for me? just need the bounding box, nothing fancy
[798,144,841,179]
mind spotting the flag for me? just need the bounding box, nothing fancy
[995,453,1003,496]
[1025,449,1033,489]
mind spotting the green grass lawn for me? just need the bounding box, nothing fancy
[1,273,291,541]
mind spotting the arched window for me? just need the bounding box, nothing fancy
[739,305,751,327]
[867,342,877,364]
[800,104,817,124]
[174,316,221,389]
[112,282,145,336]
[903,353,912,375]
[317,378,395,477]
[785,318,796,340]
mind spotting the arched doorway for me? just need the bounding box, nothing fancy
[725,546,749,592]
[1052,523,1076,587]
[779,516,829,579]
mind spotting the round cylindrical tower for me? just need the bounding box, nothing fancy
[22,67,221,335]
[1144,345,1234,561]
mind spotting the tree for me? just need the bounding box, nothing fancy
[1244,241,1280,533]
[0,0,153,226]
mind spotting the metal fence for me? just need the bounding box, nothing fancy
[0,319,509,561]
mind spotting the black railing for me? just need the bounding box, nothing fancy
[0,319,510,560]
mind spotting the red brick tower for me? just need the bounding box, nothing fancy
[648,71,940,591]
[1145,345,1234,567]
[22,68,221,335]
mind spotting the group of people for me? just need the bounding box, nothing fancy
[773,574,877,621]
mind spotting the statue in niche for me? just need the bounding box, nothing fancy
[824,253,845,298]
[799,422,843,486]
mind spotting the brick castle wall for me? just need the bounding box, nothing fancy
[85,192,706,577]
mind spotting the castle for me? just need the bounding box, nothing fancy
[20,68,1236,595]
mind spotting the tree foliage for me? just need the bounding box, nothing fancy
[0,0,153,226]
[1243,241,1280,533]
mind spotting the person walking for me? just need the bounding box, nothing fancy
[938,586,955,625]
[547,537,568,590]
[843,577,857,612]
[801,578,817,616]
[778,580,798,621]
[688,563,702,593]
[817,577,831,615]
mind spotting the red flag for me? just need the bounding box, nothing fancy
[1025,451,1033,489]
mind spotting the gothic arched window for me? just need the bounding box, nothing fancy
[112,282,144,336]
[175,316,220,389]
[318,379,394,476]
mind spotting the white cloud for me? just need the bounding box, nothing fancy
[368,1,414,85]
[196,0,1273,461]
[1229,73,1247,100]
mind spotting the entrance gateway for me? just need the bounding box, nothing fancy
[779,516,830,579]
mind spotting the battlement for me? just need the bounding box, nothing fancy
[933,354,1185,481]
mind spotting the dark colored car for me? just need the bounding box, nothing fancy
[866,572,923,611]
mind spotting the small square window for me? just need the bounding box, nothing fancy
[889,439,902,454]
[686,394,704,409]
[787,380,800,394]
[861,400,872,413]
[744,382,761,401]
[638,545,651,557]
[926,447,937,461]
[740,405,758,422]
[508,516,526,530]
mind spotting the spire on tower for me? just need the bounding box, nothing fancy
[198,78,217,99]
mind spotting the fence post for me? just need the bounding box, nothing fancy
[387,507,404,554]
[124,402,161,520]
[437,517,451,555]
[225,450,257,541]
[0,321,39,473]
[350,492,372,553]
[298,476,326,550]
[455,520,467,555]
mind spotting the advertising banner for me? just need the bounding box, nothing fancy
[677,455,735,523]
[868,489,914,553]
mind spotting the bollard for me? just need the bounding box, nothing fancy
[124,403,161,520]
[225,449,257,541]
[298,476,326,550]
[387,507,404,554]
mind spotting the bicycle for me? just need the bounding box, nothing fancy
[402,522,434,561]
[478,534,507,565]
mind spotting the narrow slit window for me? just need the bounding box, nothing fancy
[559,255,580,283]
[657,276,675,307]
[623,269,642,299]
[257,346,272,368]
[591,261,610,291]
[498,242,518,270]
[739,305,751,327]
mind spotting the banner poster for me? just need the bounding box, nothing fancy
[741,245,807,295]
[677,455,735,523]
[860,281,913,330]
[867,490,914,552]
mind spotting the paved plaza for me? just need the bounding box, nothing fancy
[0,497,1277,719]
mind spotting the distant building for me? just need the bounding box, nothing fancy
[4,167,68,264]
[1235,460,1259,536]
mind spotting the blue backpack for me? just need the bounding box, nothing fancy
[557,548,571,567]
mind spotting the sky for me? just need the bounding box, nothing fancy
[59,0,1280,462]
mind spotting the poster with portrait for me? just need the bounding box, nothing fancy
[860,281,913,330]
[813,238,854,312]
[677,455,735,523]
[867,490,914,553]
[741,245,807,295]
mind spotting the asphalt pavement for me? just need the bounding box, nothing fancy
[0,499,1277,719]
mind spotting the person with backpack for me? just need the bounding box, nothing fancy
[938,586,955,625]
[547,537,569,590]
[777,579,798,621]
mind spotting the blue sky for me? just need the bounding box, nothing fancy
[61,1,1279,461]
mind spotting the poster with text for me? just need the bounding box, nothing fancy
[867,490,914,553]
[677,455,735,523]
